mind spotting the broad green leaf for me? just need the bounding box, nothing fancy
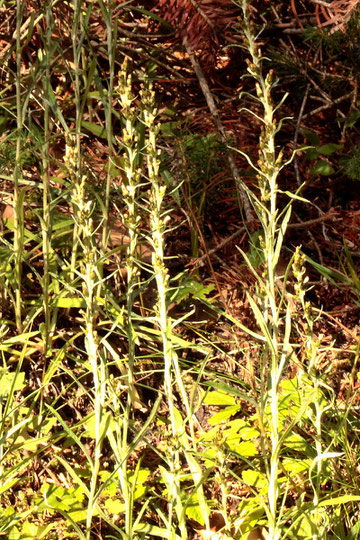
[204,391,237,406]
[134,521,181,539]
[208,405,241,425]
[317,143,343,155]
[310,160,335,175]
[282,433,310,453]
[283,458,311,475]
[21,522,54,539]
[342,109,360,127]
[81,120,106,138]
[0,370,25,397]
[184,493,205,525]
[130,468,151,500]
[27,415,57,434]
[229,440,258,457]
[228,421,259,441]
[83,411,115,439]
[202,447,218,469]
[42,484,88,522]
[160,122,180,136]
[242,470,267,490]
[305,147,319,160]
[105,498,125,515]
[208,381,259,409]
[289,513,317,539]
[301,128,320,146]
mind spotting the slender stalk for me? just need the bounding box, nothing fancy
[118,65,140,538]
[69,0,82,282]
[293,248,327,539]
[13,0,24,332]
[41,0,53,356]
[141,81,213,537]
[239,2,292,537]
[100,0,115,270]
[82,218,103,540]
[64,139,104,539]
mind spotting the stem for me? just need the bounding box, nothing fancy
[240,2,290,537]
[14,0,24,332]
[100,0,115,271]
[118,66,139,538]
[41,0,53,357]
[70,0,82,282]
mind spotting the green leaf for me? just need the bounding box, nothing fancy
[305,148,319,160]
[105,498,125,515]
[247,230,265,268]
[129,6,174,29]
[134,521,181,539]
[301,128,320,146]
[160,122,180,136]
[283,458,311,475]
[184,493,205,525]
[289,513,317,539]
[83,411,114,439]
[204,391,237,406]
[27,415,57,435]
[228,440,258,457]
[52,297,86,308]
[0,370,25,398]
[318,494,360,507]
[310,160,335,175]
[305,254,348,283]
[317,143,343,155]
[208,405,241,425]
[130,468,151,500]
[41,484,88,522]
[282,433,310,453]
[81,120,106,138]
[21,522,55,539]
[0,478,19,497]
[207,381,259,409]
[342,109,360,127]
[242,470,267,490]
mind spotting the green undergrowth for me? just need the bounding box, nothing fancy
[0,1,359,539]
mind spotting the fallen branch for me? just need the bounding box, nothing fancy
[191,211,336,266]
[184,41,253,223]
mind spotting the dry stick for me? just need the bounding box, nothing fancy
[290,0,305,28]
[0,1,62,61]
[313,307,359,341]
[184,42,253,223]
[192,211,336,266]
[90,38,189,79]
[303,91,353,119]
